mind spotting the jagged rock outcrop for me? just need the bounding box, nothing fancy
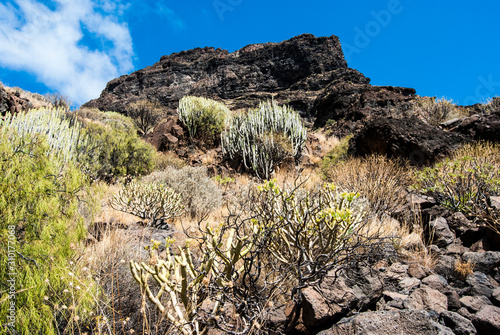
[441,108,500,143]
[0,86,33,115]
[347,116,468,166]
[82,33,416,132]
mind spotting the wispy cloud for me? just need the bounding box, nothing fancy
[0,0,134,105]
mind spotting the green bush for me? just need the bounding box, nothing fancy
[413,142,500,214]
[79,121,155,182]
[142,166,222,218]
[320,135,352,176]
[177,95,231,143]
[221,100,307,179]
[0,132,96,334]
[254,180,366,283]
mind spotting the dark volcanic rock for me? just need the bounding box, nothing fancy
[82,33,416,133]
[347,116,468,166]
[318,310,455,335]
[443,109,500,143]
[83,34,348,114]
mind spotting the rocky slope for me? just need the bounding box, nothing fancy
[82,33,416,129]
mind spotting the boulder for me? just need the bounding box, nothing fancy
[445,109,500,143]
[422,274,448,291]
[440,311,477,335]
[317,310,455,335]
[460,295,492,313]
[301,265,383,329]
[465,272,495,297]
[473,305,500,334]
[403,287,448,313]
[347,116,467,166]
[462,252,500,274]
[429,217,455,247]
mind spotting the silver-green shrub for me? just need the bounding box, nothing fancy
[177,95,231,142]
[142,166,222,218]
[109,181,183,228]
[221,100,307,179]
[0,107,88,165]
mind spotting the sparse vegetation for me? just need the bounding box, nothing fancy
[320,134,352,176]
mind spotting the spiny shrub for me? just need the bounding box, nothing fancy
[142,166,222,218]
[0,132,96,334]
[413,142,500,214]
[253,179,366,284]
[177,95,231,143]
[78,121,155,182]
[325,155,413,216]
[413,97,465,125]
[126,99,165,135]
[131,179,375,333]
[110,181,183,228]
[222,100,307,179]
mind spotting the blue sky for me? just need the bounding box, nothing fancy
[0,0,499,107]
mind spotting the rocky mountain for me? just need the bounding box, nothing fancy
[82,33,416,129]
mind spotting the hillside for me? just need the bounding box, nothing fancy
[1,33,500,335]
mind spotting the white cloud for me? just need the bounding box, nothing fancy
[0,0,134,105]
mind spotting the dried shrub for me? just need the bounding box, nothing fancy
[325,155,413,217]
[142,166,222,219]
[126,100,165,135]
[413,97,466,125]
[455,260,475,280]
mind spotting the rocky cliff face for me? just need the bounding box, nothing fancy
[0,86,33,115]
[82,33,416,130]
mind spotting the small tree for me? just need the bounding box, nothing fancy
[126,99,165,135]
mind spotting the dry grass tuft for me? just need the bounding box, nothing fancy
[455,260,475,280]
[326,155,413,217]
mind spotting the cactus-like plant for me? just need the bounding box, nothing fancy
[254,180,365,284]
[0,107,89,165]
[130,225,257,335]
[177,96,231,142]
[221,100,307,179]
[109,181,183,228]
